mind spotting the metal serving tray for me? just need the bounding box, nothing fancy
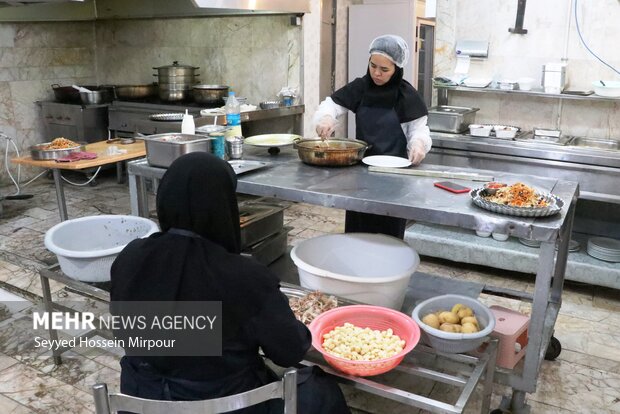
[30,142,84,160]
[228,160,269,175]
[428,105,479,133]
[142,133,213,168]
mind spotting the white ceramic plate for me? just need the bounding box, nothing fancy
[244,134,302,147]
[362,155,412,168]
[462,78,492,88]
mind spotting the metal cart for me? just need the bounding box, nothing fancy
[37,265,498,414]
[126,146,578,414]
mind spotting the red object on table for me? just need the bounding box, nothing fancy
[55,151,98,162]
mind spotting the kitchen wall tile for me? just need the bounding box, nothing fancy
[0,26,15,48]
[13,22,93,49]
[561,99,619,139]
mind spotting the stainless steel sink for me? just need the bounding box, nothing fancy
[566,137,620,150]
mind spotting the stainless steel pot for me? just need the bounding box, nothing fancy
[153,61,199,77]
[158,83,194,101]
[114,84,158,100]
[294,138,370,166]
[192,85,229,105]
[79,86,114,105]
[154,62,200,101]
[52,84,97,103]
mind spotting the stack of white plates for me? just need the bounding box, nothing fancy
[518,238,580,252]
[518,238,541,248]
[587,237,620,262]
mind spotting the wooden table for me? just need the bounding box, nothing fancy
[12,140,146,221]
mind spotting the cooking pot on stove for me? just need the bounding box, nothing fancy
[154,61,200,101]
[294,138,370,167]
[51,84,97,104]
[153,61,199,79]
[79,86,115,105]
[114,83,159,100]
[193,85,229,105]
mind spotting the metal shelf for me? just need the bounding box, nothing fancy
[435,85,620,104]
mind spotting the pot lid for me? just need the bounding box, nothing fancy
[153,61,199,70]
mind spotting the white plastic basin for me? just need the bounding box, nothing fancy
[45,215,159,282]
[290,233,420,309]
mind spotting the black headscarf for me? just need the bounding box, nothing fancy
[156,151,241,253]
[331,64,428,123]
[111,152,280,339]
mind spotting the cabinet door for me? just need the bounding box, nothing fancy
[416,21,435,108]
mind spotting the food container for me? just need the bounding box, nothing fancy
[192,85,229,105]
[498,80,517,90]
[469,124,493,137]
[427,106,479,133]
[592,81,620,97]
[44,215,159,282]
[483,182,507,195]
[411,294,495,354]
[309,305,421,376]
[51,84,97,104]
[141,133,214,168]
[293,138,369,167]
[30,142,84,160]
[259,100,281,109]
[493,125,519,139]
[517,77,536,91]
[79,86,115,105]
[290,233,420,309]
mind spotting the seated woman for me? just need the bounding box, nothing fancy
[110,152,349,414]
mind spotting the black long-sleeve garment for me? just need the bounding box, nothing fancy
[110,152,311,394]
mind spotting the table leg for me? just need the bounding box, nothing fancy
[40,274,62,365]
[116,161,124,184]
[52,169,68,221]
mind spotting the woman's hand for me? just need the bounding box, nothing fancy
[408,140,426,165]
[316,115,337,139]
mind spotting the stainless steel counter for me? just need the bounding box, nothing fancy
[429,132,620,203]
[126,149,579,412]
[127,146,578,243]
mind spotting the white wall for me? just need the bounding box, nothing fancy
[434,0,620,139]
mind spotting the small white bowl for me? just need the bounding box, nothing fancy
[494,125,519,139]
[518,77,536,91]
[476,230,492,238]
[492,232,509,241]
[469,124,493,137]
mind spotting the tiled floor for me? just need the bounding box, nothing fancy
[0,170,619,414]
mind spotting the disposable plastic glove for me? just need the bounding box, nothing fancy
[408,140,426,165]
[316,115,337,139]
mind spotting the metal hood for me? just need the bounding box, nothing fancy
[0,0,83,5]
[190,0,309,14]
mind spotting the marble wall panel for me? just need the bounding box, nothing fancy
[302,0,322,137]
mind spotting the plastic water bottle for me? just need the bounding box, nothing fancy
[181,109,195,135]
[225,91,242,139]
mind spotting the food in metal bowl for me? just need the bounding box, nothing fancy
[482,182,548,208]
[294,138,369,167]
[43,137,80,150]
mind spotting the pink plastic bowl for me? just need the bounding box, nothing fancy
[309,305,420,376]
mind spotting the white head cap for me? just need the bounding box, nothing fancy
[368,34,410,68]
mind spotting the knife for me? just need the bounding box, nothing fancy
[367,166,494,182]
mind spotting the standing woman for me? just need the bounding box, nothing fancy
[313,34,431,239]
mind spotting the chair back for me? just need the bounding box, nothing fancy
[93,368,297,414]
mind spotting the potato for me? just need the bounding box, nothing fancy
[438,311,460,324]
[461,322,479,333]
[422,313,441,329]
[457,307,474,319]
[460,316,479,327]
[439,323,462,333]
[451,303,465,314]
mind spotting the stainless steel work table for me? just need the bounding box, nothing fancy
[126,147,579,414]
